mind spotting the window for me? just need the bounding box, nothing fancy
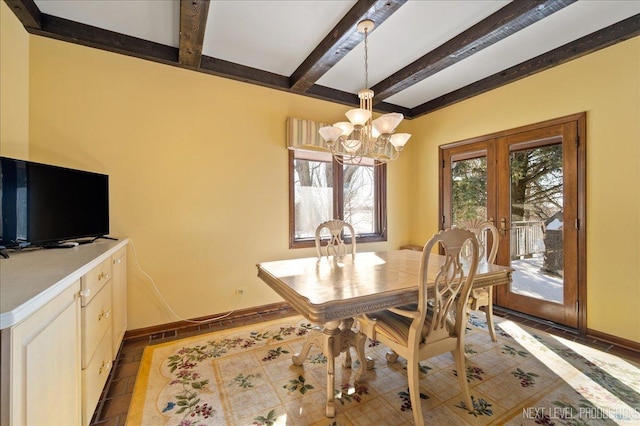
[289,149,387,248]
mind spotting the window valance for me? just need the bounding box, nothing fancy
[286,117,329,152]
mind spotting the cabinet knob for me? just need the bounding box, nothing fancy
[80,288,91,299]
[98,271,111,281]
[98,309,111,321]
[99,360,112,375]
[114,258,122,264]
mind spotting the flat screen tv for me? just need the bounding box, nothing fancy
[0,157,109,249]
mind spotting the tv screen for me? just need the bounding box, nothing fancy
[0,157,109,248]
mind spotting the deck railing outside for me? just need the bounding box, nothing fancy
[511,220,545,259]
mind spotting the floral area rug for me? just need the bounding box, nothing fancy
[126,313,640,425]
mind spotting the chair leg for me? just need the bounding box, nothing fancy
[484,303,497,342]
[385,350,399,363]
[454,342,474,411]
[406,360,424,425]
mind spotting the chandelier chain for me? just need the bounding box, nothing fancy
[364,26,369,89]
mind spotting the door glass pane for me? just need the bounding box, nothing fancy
[451,156,487,224]
[343,159,375,235]
[509,143,564,303]
[293,150,333,239]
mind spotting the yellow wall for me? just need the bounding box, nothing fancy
[27,36,412,329]
[0,1,29,159]
[409,37,640,343]
[2,8,637,342]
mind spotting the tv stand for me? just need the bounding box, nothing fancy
[1,238,129,425]
[42,241,79,249]
[79,236,118,245]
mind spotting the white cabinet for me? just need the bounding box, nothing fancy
[1,281,82,426]
[0,239,128,426]
[111,246,127,359]
[81,257,114,426]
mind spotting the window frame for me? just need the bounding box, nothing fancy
[288,149,387,248]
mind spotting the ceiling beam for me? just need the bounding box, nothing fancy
[178,0,210,68]
[29,14,179,64]
[199,55,290,90]
[410,14,640,118]
[4,0,636,120]
[197,56,412,116]
[289,0,407,93]
[2,1,408,115]
[4,0,41,29]
[306,85,413,116]
[371,0,576,104]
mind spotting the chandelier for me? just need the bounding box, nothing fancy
[319,19,411,166]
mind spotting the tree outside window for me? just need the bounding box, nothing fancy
[289,149,386,248]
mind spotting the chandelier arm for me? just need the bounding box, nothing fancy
[317,19,410,165]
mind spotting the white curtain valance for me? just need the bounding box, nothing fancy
[286,117,329,152]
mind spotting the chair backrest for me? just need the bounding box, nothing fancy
[418,228,479,340]
[315,219,356,259]
[456,219,499,264]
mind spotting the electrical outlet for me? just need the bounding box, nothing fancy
[235,288,246,296]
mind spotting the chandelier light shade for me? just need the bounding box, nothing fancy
[345,108,371,127]
[372,113,403,135]
[319,19,411,165]
[389,133,411,150]
[318,126,343,147]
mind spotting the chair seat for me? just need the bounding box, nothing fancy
[366,303,453,346]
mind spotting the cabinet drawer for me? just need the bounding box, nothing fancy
[82,281,113,367]
[81,257,112,306]
[82,327,113,426]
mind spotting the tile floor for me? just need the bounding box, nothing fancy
[88,306,639,426]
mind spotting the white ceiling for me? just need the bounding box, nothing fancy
[31,0,640,111]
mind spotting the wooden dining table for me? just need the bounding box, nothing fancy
[256,249,513,417]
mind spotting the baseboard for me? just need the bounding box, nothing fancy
[587,328,640,353]
[123,301,292,341]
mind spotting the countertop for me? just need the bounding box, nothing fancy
[0,238,129,329]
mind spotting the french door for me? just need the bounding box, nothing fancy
[440,114,586,331]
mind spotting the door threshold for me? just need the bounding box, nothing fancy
[493,306,580,335]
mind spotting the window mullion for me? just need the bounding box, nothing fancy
[375,162,387,238]
[334,157,344,220]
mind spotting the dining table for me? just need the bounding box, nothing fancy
[256,249,513,417]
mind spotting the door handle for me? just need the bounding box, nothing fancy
[499,217,509,236]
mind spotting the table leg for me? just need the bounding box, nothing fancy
[292,319,355,367]
[323,320,341,418]
[291,327,323,366]
[353,330,369,382]
[292,320,376,418]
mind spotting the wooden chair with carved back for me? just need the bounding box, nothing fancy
[357,228,479,424]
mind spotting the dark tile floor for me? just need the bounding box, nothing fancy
[89,307,639,426]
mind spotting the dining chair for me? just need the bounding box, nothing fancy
[315,219,356,260]
[293,219,361,369]
[357,228,479,424]
[456,219,500,342]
